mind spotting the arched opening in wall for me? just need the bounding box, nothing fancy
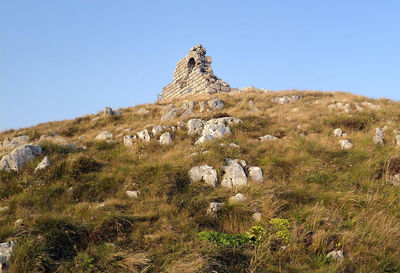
[187,58,195,74]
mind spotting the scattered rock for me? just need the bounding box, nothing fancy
[159,132,172,145]
[229,143,240,148]
[333,128,345,137]
[199,101,208,112]
[126,190,139,198]
[271,95,301,104]
[34,156,50,172]
[95,131,113,140]
[259,135,278,141]
[361,101,380,110]
[104,106,121,116]
[161,105,179,121]
[388,174,400,186]
[207,98,224,110]
[180,101,196,118]
[189,165,218,187]
[123,135,137,146]
[252,212,262,222]
[229,193,246,203]
[220,160,247,189]
[2,135,29,150]
[373,128,385,145]
[395,135,400,147]
[206,202,224,217]
[339,139,353,149]
[0,144,43,172]
[136,107,150,115]
[137,129,151,142]
[195,124,231,145]
[327,250,344,261]
[187,119,206,135]
[0,241,15,272]
[15,219,23,227]
[248,166,263,183]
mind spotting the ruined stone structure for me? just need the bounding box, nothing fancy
[161,44,231,101]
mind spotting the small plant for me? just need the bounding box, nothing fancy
[246,225,267,246]
[197,230,250,248]
[269,218,291,245]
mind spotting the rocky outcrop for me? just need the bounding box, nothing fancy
[332,128,345,137]
[2,135,29,150]
[34,156,50,172]
[159,132,172,145]
[104,106,121,116]
[229,193,246,204]
[123,135,137,146]
[137,129,151,142]
[39,134,77,149]
[188,165,218,187]
[271,95,301,104]
[207,98,224,110]
[0,144,43,172]
[0,241,15,272]
[95,131,113,140]
[220,159,247,189]
[193,117,242,145]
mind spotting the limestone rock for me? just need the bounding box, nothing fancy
[206,202,224,217]
[206,117,242,126]
[104,106,121,116]
[207,98,224,110]
[327,250,344,261]
[0,241,15,272]
[333,128,345,137]
[95,131,113,140]
[252,212,262,222]
[339,139,353,149]
[373,128,385,145]
[136,107,150,115]
[39,134,76,149]
[188,165,218,187]
[259,134,278,141]
[187,119,206,136]
[180,101,196,118]
[126,190,139,198]
[388,174,400,186]
[271,95,301,104]
[395,135,400,147]
[199,101,208,112]
[137,129,151,142]
[220,160,247,189]
[195,124,231,145]
[248,166,263,183]
[34,156,50,172]
[229,143,240,148]
[229,193,246,204]
[2,135,29,150]
[0,144,43,172]
[123,135,137,147]
[159,132,172,145]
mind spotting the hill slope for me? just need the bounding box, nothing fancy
[1,89,400,272]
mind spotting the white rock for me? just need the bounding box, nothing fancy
[195,124,231,145]
[259,134,278,141]
[159,132,172,145]
[395,135,400,147]
[206,117,242,126]
[2,135,29,150]
[136,107,150,115]
[0,144,43,172]
[333,128,344,137]
[229,143,240,148]
[252,212,262,221]
[180,101,196,118]
[123,135,136,146]
[126,190,139,198]
[34,156,50,172]
[388,174,400,186]
[327,250,344,261]
[187,119,206,136]
[206,202,224,217]
[248,166,263,183]
[373,128,385,145]
[199,101,208,112]
[271,95,301,104]
[207,98,224,110]
[95,131,112,140]
[0,241,15,272]
[188,165,218,187]
[103,106,121,116]
[229,193,246,203]
[220,160,247,189]
[137,129,151,142]
[339,139,353,149]
[15,219,23,226]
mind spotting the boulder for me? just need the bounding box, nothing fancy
[207,98,224,110]
[199,101,208,112]
[103,106,121,116]
[188,165,218,187]
[327,250,344,261]
[2,135,29,150]
[220,160,247,189]
[95,131,112,140]
[206,117,242,126]
[123,135,137,147]
[339,139,353,149]
[0,144,43,172]
[34,156,50,172]
[195,124,231,145]
[206,202,224,217]
[259,134,278,141]
[136,107,150,115]
[373,128,385,145]
[388,174,400,186]
[126,190,139,198]
[180,101,195,118]
[252,212,262,222]
[137,129,151,142]
[159,132,172,145]
[229,193,246,204]
[332,128,344,137]
[187,119,206,136]
[248,166,263,183]
[0,241,15,272]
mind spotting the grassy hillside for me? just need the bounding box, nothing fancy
[1,89,400,272]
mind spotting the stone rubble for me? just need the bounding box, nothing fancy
[220,159,248,189]
[332,128,346,137]
[229,193,246,204]
[123,135,137,146]
[207,98,224,110]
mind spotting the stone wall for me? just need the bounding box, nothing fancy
[161,44,231,101]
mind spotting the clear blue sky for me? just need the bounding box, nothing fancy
[1,1,399,130]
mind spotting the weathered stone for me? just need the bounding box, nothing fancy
[207,98,224,110]
[206,117,242,126]
[206,202,224,217]
[388,174,400,186]
[137,129,151,142]
[199,101,208,112]
[259,135,278,141]
[339,139,353,149]
[136,107,150,115]
[103,106,121,116]
[188,165,218,187]
[126,190,139,198]
[0,144,43,172]
[220,160,247,189]
[252,212,262,221]
[229,143,240,148]
[333,128,344,137]
[271,95,301,104]
[39,134,76,149]
[327,250,344,261]
[2,135,29,150]
[373,128,385,145]
[161,45,230,101]
[195,124,231,145]
[248,166,263,183]
[159,132,172,145]
[180,101,195,118]
[187,119,206,136]
[396,135,400,147]
[123,135,137,146]
[95,131,112,140]
[229,193,246,204]
[34,156,50,172]
[0,241,15,272]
